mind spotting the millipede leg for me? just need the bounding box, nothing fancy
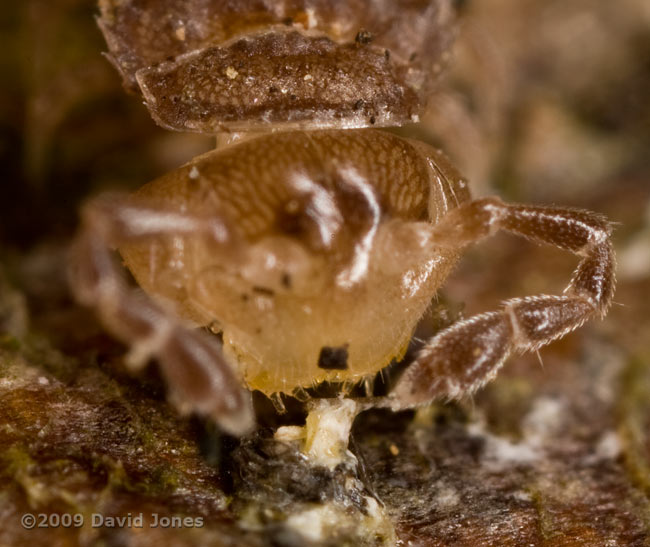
[68,194,254,435]
[392,198,615,407]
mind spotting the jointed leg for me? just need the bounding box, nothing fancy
[68,194,254,435]
[391,198,615,407]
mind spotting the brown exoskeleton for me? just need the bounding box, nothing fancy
[71,0,616,442]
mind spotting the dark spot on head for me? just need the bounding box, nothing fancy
[240,293,249,302]
[281,273,292,289]
[282,17,294,26]
[384,49,390,60]
[290,94,297,101]
[353,99,364,111]
[318,345,349,370]
[355,30,374,45]
[252,286,275,297]
[409,52,417,62]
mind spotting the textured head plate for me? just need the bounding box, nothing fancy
[98,0,455,132]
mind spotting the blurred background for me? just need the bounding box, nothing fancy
[1,0,650,545]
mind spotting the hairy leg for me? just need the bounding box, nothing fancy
[391,198,615,407]
[68,194,254,435]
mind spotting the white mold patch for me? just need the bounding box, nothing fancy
[303,399,359,470]
[285,495,395,545]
